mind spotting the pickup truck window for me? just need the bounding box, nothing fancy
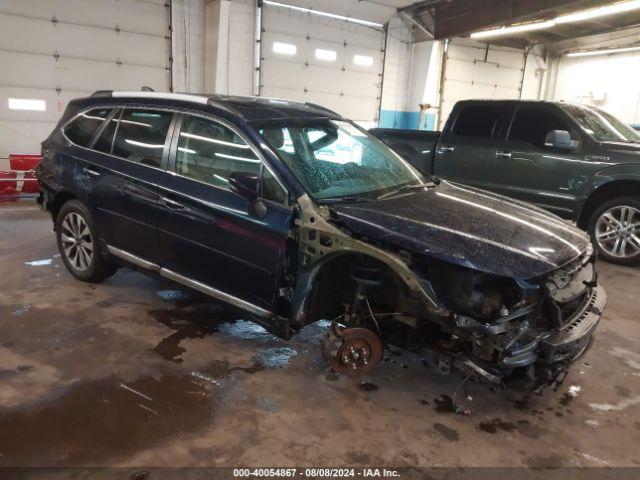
[509,105,575,148]
[64,108,112,147]
[560,104,640,144]
[259,120,425,201]
[452,104,512,138]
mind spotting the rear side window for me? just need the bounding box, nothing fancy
[64,108,112,147]
[508,105,574,148]
[93,110,121,154]
[452,104,512,139]
[176,115,260,189]
[112,109,173,167]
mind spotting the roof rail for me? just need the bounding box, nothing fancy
[90,90,113,98]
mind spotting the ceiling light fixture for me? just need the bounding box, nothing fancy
[470,0,640,39]
[470,20,556,39]
[262,0,384,29]
[566,45,640,57]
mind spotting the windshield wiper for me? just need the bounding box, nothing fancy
[318,195,372,204]
[377,182,434,200]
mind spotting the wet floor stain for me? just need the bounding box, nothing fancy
[0,372,215,466]
[478,418,517,434]
[433,422,459,442]
[148,305,234,362]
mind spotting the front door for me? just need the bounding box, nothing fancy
[487,104,595,219]
[87,108,174,263]
[158,113,292,312]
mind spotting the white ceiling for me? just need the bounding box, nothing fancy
[271,0,419,25]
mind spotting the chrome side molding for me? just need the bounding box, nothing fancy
[106,244,271,318]
[107,245,160,272]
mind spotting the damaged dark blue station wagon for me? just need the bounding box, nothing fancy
[37,91,606,387]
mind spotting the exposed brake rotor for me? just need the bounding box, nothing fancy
[321,324,383,376]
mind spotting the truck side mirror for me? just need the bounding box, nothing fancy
[545,130,578,150]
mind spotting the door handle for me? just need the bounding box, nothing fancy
[83,167,101,177]
[495,151,512,159]
[438,145,455,153]
[161,196,185,210]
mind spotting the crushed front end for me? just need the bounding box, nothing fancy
[423,244,605,387]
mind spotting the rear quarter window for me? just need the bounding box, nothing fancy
[64,108,112,147]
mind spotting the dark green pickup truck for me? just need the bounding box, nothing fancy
[371,100,640,265]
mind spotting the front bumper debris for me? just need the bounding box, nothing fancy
[538,284,605,363]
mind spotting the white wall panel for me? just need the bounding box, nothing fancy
[261,3,385,123]
[0,0,170,155]
[438,38,543,128]
[555,51,640,124]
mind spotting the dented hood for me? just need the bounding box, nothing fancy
[330,181,589,279]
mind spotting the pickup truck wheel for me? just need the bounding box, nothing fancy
[55,200,118,282]
[588,196,640,266]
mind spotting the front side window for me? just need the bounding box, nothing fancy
[112,109,173,167]
[258,120,426,201]
[560,104,640,144]
[176,115,261,189]
[452,104,512,139]
[64,108,112,147]
[509,105,575,149]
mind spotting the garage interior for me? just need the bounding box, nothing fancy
[1,0,640,473]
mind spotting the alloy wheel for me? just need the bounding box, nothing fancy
[60,212,94,271]
[595,205,640,258]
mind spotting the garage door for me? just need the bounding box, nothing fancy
[0,0,170,156]
[260,4,385,126]
[438,38,527,128]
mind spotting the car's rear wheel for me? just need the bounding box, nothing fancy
[588,196,640,266]
[56,200,118,282]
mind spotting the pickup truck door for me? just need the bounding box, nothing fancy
[434,103,513,189]
[157,113,292,314]
[487,104,593,219]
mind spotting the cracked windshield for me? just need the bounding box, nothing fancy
[259,120,427,201]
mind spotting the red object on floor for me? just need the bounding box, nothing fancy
[0,154,41,201]
[9,154,41,172]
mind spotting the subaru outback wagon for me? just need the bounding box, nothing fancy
[37,91,605,386]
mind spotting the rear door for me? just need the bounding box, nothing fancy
[434,103,513,188]
[87,107,174,263]
[487,104,587,218]
[157,113,292,313]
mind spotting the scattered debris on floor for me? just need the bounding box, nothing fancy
[255,347,297,368]
[358,381,378,392]
[10,306,31,316]
[156,290,188,301]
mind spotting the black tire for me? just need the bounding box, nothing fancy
[587,195,640,266]
[55,199,118,282]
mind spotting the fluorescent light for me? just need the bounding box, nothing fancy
[315,48,337,61]
[556,0,640,24]
[353,54,374,66]
[566,45,640,57]
[263,0,383,29]
[471,20,556,39]
[8,98,46,111]
[273,41,297,55]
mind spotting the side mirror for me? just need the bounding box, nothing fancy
[228,171,266,218]
[229,172,259,202]
[545,130,578,150]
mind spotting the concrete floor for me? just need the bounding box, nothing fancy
[0,200,639,469]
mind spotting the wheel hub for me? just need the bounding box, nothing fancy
[321,325,383,376]
[595,205,640,258]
